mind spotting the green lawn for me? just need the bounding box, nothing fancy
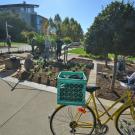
[68,48,87,55]
[68,48,135,62]
[0,42,27,47]
[127,56,135,62]
[68,48,105,59]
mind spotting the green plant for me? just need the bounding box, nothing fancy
[47,71,53,77]
[86,63,94,69]
[63,37,72,44]
[37,57,45,69]
[34,34,45,46]
[67,61,76,68]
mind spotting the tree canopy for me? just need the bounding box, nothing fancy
[0,12,32,41]
[85,1,135,56]
[45,14,83,42]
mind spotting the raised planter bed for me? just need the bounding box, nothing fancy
[14,58,93,87]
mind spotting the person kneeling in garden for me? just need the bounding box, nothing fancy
[127,72,135,85]
[16,54,33,81]
[24,54,34,72]
[121,72,135,88]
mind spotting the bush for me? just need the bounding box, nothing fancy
[63,37,72,44]
[34,34,45,46]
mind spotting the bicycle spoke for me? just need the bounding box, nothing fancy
[54,114,71,122]
[59,128,69,135]
[63,107,72,120]
[68,107,74,121]
[117,107,135,135]
[53,118,69,123]
[50,105,95,135]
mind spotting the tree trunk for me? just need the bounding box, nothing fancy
[31,45,34,54]
[105,53,108,67]
[110,54,118,91]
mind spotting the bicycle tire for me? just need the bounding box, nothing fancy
[50,105,96,135]
[116,106,135,135]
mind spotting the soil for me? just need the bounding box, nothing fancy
[0,54,10,66]
[96,63,135,101]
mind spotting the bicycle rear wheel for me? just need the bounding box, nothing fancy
[116,106,135,135]
[50,105,96,135]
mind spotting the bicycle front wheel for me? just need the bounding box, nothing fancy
[50,105,96,135]
[116,106,135,135]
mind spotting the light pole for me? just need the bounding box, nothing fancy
[5,21,9,38]
[5,21,10,53]
[5,21,12,53]
[5,21,13,38]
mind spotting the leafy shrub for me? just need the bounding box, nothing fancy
[86,63,94,69]
[34,34,45,46]
[63,37,72,44]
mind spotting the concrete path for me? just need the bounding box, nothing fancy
[0,44,31,54]
[0,79,56,135]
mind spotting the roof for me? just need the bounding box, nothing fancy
[0,3,39,8]
[37,14,48,20]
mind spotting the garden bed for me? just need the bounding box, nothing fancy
[96,63,135,101]
[0,54,10,66]
[14,58,93,87]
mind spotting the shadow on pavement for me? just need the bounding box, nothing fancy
[0,69,17,78]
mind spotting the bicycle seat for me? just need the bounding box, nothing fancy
[86,86,100,93]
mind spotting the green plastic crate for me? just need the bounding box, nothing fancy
[57,71,87,106]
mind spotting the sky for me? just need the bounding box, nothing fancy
[0,0,132,33]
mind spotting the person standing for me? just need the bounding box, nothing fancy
[24,54,34,72]
[44,36,51,62]
[6,35,11,53]
[56,38,63,61]
[31,38,36,54]
[120,72,135,88]
[63,44,68,63]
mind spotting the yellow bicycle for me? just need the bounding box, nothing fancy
[49,83,135,135]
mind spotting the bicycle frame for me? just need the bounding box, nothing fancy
[86,90,134,125]
[53,89,135,129]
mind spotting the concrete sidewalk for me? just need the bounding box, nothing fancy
[0,44,31,54]
[0,79,56,135]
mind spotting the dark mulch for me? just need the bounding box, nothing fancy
[0,54,10,65]
[96,63,135,101]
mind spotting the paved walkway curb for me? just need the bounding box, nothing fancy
[2,76,57,93]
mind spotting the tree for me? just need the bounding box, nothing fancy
[85,1,135,91]
[61,17,83,41]
[54,14,62,38]
[61,17,70,38]
[21,31,36,53]
[41,20,49,35]
[43,14,83,43]
[54,14,62,24]
[0,12,32,42]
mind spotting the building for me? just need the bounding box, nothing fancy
[0,1,47,33]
